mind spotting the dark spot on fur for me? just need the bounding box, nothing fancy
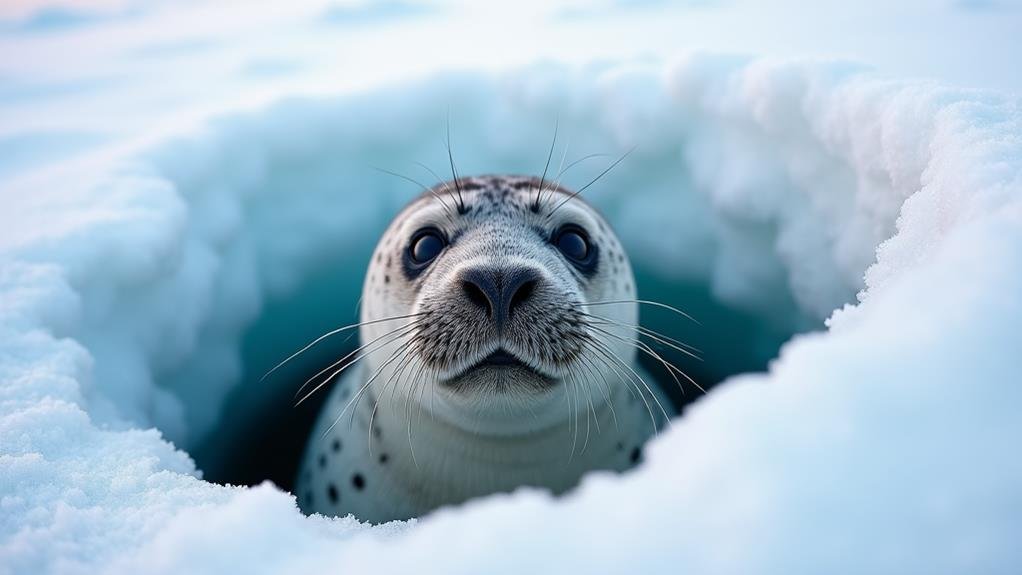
[327,483,338,504]
[630,447,642,464]
[379,453,389,464]
[352,473,365,490]
[384,275,390,284]
[332,439,341,452]
[616,441,624,452]
[318,454,326,469]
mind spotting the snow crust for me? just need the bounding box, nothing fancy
[2,56,1021,574]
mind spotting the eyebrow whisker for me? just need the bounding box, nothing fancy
[533,116,559,212]
[444,112,468,214]
[372,165,456,223]
[545,146,635,220]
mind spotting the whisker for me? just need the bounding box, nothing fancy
[587,335,670,429]
[567,365,580,462]
[298,326,417,408]
[385,344,420,413]
[576,350,619,432]
[576,367,598,454]
[414,161,450,190]
[413,361,432,447]
[560,361,574,457]
[369,344,420,456]
[540,134,575,211]
[532,116,559,212]
[576,299,700,325]
[405,374,422,471]
[586,341,660,440]
[444,112,467,214]
[545,130,573,209]
[567,370,588,456]
[578,363,601,437]
[582,337,640,404]
[261,312,425,383]
[429,365,438,423]
[588,324,693,397]
[413,160,464,217]
[320,334,420,438]
[598,321,705,396]
[372,165,456,224]
[546,146,634,220]
[631,323,701,356]
[349,336,421,426]
[582,312,702,359]
[639,342,707,395]
[581,336,656,432]
[294,320,422,401]
[554,153,613,181]
[392,354,424,413]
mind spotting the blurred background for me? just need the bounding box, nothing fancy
[3,0,1020,178]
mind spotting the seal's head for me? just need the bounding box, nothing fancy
[361,175,638,435]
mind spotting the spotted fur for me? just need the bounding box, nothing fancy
[296,175,672,523]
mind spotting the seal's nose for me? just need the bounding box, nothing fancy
[460,266,540,330]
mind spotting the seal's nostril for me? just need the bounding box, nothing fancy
[461,278,493,317]
[507,279,537,316]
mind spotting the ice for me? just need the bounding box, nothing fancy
[2,2,1022,574]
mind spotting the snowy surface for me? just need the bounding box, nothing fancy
[3,2,1022,574]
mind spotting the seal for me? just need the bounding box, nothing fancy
[293,174,678,523]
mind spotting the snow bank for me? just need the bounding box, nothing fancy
[1,56,1020,574]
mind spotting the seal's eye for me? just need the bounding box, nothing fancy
[410,229,446,265]
[553,225,591,263]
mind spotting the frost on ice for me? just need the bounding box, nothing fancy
[1,56,1021,574]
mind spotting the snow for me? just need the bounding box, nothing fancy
[2,2,1022,574]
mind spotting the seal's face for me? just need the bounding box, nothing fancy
[361,175,637,435]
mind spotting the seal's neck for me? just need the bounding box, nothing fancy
[367,379,649,512]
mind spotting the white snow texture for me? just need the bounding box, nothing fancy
[2,57,1021,574]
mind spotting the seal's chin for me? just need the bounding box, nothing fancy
[442,348,557,393]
